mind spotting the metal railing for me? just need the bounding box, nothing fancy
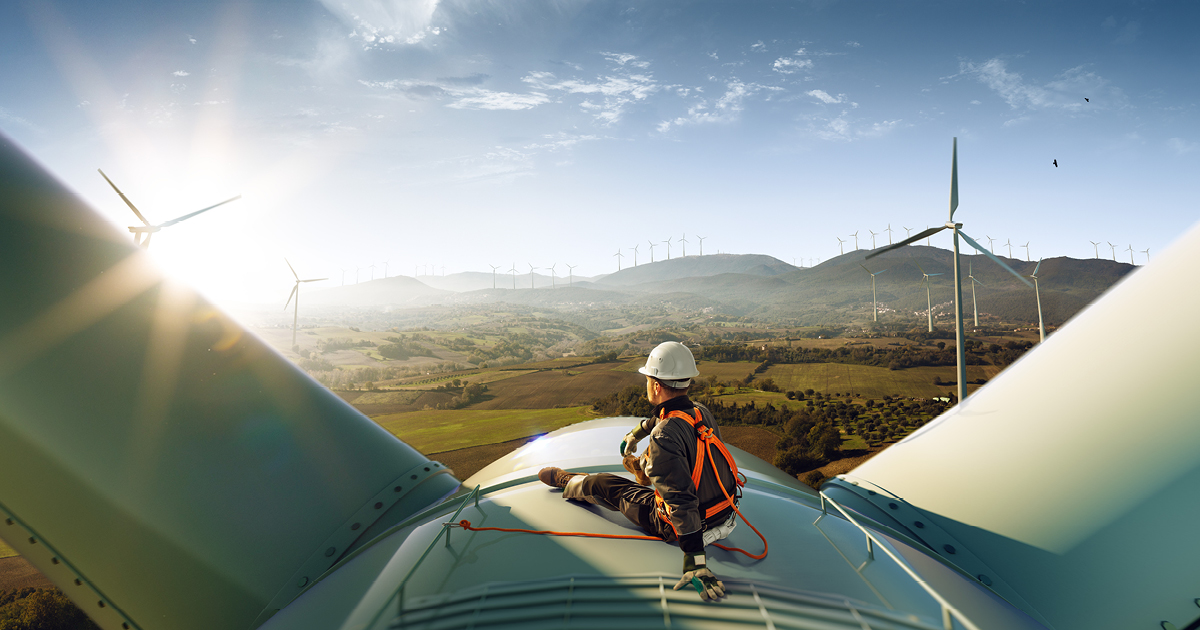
[818,491,982,630]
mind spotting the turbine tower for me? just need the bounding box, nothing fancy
[1021,242,1030,262]
[1030,259,1046,343]
[614,250,624,271]
[383,261,389,278]
[1126,244,1135,264]
[836,236,846,255]
[1108,241,1117,261]
[663,237,672,260]
[527,263,537,288]
[968,261,984,328]
[647,241,656,263]
[886,224,894,245]
[1090,240,1101,259]
[489,264,500,289]
[903,226,913,239]
[697,235,706,255]
[850,231,860,250]
[986,235,996,254]
[631,244,639,266]
[509,263,517,289]
[859,263,888,322]
[340,268,347,286]
[1005,239,1013,259]
[680,233,688,257]
[549,263,557,288]
[566,263,577,287]
[1142,248,1150,263]
[356,266,362,284]
[869,229,879,249]
[370,263,376,281]
[283,259,326,348]
[868,138,1031,402]
[98,168,240,248]
[913,259,943,333]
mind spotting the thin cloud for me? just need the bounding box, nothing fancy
[772,50,813,74]
[0,107,39,132]
[959,58,1126,111]
[806,111,902,141]
[845,41,861,48]
[448,90,549,111]
[750,41,766,52]
[806,89,854,106]
[522,54,660,125]
[360,78,548,110]
[173,70,189,77]
[1168,138,1198,155]
[318,0,443,48]
[658,81,782,131]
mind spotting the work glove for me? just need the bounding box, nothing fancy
[674,554,726,601]
[619,432,640,456]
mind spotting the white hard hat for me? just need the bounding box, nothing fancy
[639,341,699,387]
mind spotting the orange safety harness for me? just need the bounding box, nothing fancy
[451,408,768,561]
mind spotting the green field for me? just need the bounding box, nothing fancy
[763,363,999,399]
[373,406,597,453]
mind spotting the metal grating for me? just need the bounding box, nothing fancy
[391,575,946,630]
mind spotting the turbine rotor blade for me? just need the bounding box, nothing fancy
[858,263,872,274]
[876,269,887,275]
[285,258,298,280]
[284,284,297,310]
[300,278,327,283]
[928,273,944,277]
[866,226,947,259]
[98,168,151,225]
[1032,258,1043,276]
[158,195,241,227]
[949,137,959,220]
[959,230,1033,288]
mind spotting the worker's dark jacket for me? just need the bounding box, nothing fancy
[636,396,738,554]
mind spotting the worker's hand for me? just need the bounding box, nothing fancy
[619,432,640,457]
[674,554,725,601]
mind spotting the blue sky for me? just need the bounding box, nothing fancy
[2,0,1197,307]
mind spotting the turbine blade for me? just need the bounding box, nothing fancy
[301,278,327,283]
[98,168,151,226]
[972,277,985,286]
[959,231,1033,288]
[285,258,298,280]
[158,195,241,227]
[876,269,887,275]
[1032,259,1043,276]
[929,273,944,277]
[865,226,948,259]
[913,259,927,275]
[284,284,297,310]
[859,263,872,274]
[949,137,959,220]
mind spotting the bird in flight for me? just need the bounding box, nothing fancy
[1085,97,1090,102]
[1053,159,1058,168]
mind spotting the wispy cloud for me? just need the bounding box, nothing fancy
[804,110,901,141]
[750,41,766,53]
[772,50,813,74]
[1168,138,1198,155]
[448,90,550,111]
[360,78,550,110]
[0,107,39,132]
[845,41,861,48]
[318,0,443,48]
[958,59,1126,111]
[657,80,782,132]
[172,70,189,77]
[806,89,854,106]
[522,53,659,125]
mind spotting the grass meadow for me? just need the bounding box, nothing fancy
[764,363,999,399]
[373,406,597,453]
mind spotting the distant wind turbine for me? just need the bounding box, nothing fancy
[647,241,656,263]
[1126,245,1135,265]
[836,236,846,255]
[663,237,672,260]
[850,231,860,250]
[913,259,943,333]
[631,244,639,266]
[680,233,689,257]
[985,235,996,254]
[1142,248,1150,263]
[527,263,537,288]
[509,263,517,289]
[550,263,557,288]
[1108,242,1117,261]
[1021,242,1030,262]
[1005,239,1013,259]
[925,227,932,247]
[614,250,624,271]
[370,263,376,281]
[859,264,888,322]
[1090,241,1101,259]
[283,259,326,348]
[356,267,362,284]
[697,235,706,255]
[903,226,913,239]
[866,138,1032,402]
[98,168,240,248]
[869,229,879,249]
[340,268,347,286]
[566,263,577,287]
[383,261,389,278]
[489,264,500,289]
[968,261,983,328]
[886,224,894,245]
[1030,259,1046,343]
